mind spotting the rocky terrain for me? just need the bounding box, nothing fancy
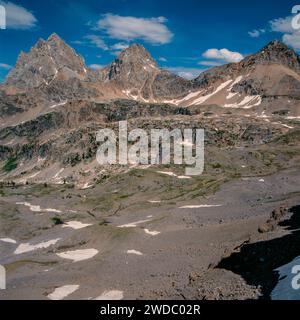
[0,34,300,300]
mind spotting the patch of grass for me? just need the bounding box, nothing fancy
[95,224,133,239]
[273,130,300,145]
[211,162,222,169]
[0,187,5,196]
[51,216,64,225]
[5,260,57,272]
[3,157,18,172]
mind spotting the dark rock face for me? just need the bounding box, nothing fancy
[232,79,264,96]
[0,111,65,139]
[0,91,24,117]
[151,71,195,99]
[193,63,238,88]
[40,77,97,102]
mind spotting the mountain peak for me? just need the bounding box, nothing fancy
[46,33,67,47]
[120,43,149,55]
[5,33,87,88]
[101,43,159,84]
[242,39,300,73]
[117,43,157,65]
[47,32,61,41]
[262,39,290,53]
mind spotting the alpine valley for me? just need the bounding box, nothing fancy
[1,34,300,300]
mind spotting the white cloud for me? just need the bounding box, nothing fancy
[72,40,85,45]
[270,16,294,33]
[202,48,244,63]
[0,62,12,70]
[97,13,173,44]
[89,64,105,70]
[283,32,300,50]
[159,57,167,62]
[110,50,122,57]
[198,60,222,67]
[269,15,300,50]
[0,1,37,29]
[248,30,260,38]
[248,13,300,51]
[248,29,266,38]
[110,42,129,50]
[166,67,203,80]
[85,35,108,50]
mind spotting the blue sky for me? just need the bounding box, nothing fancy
[0,0,299,81]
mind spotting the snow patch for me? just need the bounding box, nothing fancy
[224,95,262,109]
[226,92,238,100]
[127,250,143,256]
[271,122,294,129]
[0,238,17,244]
[48,285,79,300]
[26,171,41,179]
[227,76,243,91]
[62,221,92,230]
[56,248,98,262]
[118,219,152,228]
[179,204,222,209]
[286,116,300,120]
[16,202,61,213]
[191,80,233,105]
[144,229,160,236]
[14,238,60,254]
[94,290,124,300]
[49,100,67,109]
[156,171,177,177]
[80,182,93,190]
[53,168,64,179]
[280,123,294,129]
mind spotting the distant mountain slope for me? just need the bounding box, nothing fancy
[1,34,300,122]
